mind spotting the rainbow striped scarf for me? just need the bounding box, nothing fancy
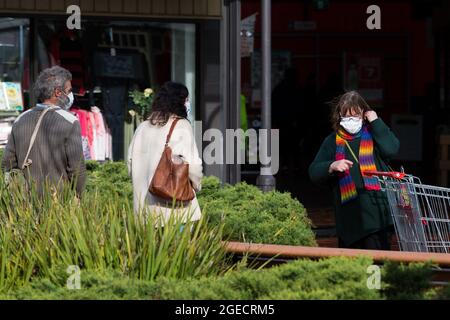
[336,125,381,204]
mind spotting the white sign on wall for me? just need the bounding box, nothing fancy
[0,82,23,111]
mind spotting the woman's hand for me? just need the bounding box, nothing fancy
[329,160,353,174]
[364,111,378,123]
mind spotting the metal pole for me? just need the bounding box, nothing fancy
[221,0,241,185]
[220,1,229,184]
[230,0,241,185]
[30,17,38,107]
[256,0,276,191]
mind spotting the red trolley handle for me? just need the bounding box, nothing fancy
[363,170,406,179]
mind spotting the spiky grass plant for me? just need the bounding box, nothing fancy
[0,172,229,292]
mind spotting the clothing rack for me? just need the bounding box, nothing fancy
[73,87,103,110]
[70,103,113,162]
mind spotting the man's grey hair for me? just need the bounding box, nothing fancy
[33,66,72,102]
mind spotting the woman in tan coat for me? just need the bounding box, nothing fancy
[127,82,203,224]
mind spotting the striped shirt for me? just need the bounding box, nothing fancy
[1,104,86,197]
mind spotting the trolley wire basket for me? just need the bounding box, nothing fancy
[365,170,450,253]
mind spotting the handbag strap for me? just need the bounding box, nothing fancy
[21,106,55,170]
[343,139,359,164]
[165,118,180,146]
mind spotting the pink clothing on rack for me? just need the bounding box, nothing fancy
[70,108,91,160]
[71,108,88,136]
[88,112,97,160]
[91,106,106,161]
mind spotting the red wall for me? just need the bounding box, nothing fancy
[241,0,435,116]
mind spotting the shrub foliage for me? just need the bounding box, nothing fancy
[1,256,445,300]
[197,176,316,246]
[86,162,317,246]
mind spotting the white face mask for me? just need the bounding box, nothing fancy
[66,92,74,109]
[59,91,74,110]
[340,116,363,134]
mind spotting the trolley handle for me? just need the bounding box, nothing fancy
[363,170,406,179]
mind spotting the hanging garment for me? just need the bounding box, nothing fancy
[91,106,106,161]
[70,108,91,160]
[88,112,97,160]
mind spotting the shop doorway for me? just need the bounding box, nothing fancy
[31,18,197,161]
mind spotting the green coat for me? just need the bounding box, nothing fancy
[308,118,400,246]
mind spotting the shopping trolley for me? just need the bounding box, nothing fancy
[365,170,450,253]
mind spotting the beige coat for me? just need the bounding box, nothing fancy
[127,116,203,223]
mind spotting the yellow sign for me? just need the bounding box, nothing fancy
[0,82,23,111]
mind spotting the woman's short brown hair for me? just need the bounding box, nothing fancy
[329,91,372,131]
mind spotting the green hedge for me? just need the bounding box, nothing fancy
[381,261,438,300]
[86,162,316,246]
[198,176,316,246]
[0,257,380,300]
[85,160,133,201]
[1,257,446,300]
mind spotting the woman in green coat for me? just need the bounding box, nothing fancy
[309,91,400,250]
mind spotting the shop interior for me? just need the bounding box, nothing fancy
[240,0,450,213]
[0,17,196,161]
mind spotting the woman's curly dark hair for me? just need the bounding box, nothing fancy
[148,81,189,126]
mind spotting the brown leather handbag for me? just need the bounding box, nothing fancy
[149,118,195,201]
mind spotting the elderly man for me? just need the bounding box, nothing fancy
[1,66,86,198]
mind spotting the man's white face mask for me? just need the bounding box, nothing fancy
[58,90,74,110]
[340,116,363,134]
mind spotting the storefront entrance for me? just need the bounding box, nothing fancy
[0,16,197,161]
